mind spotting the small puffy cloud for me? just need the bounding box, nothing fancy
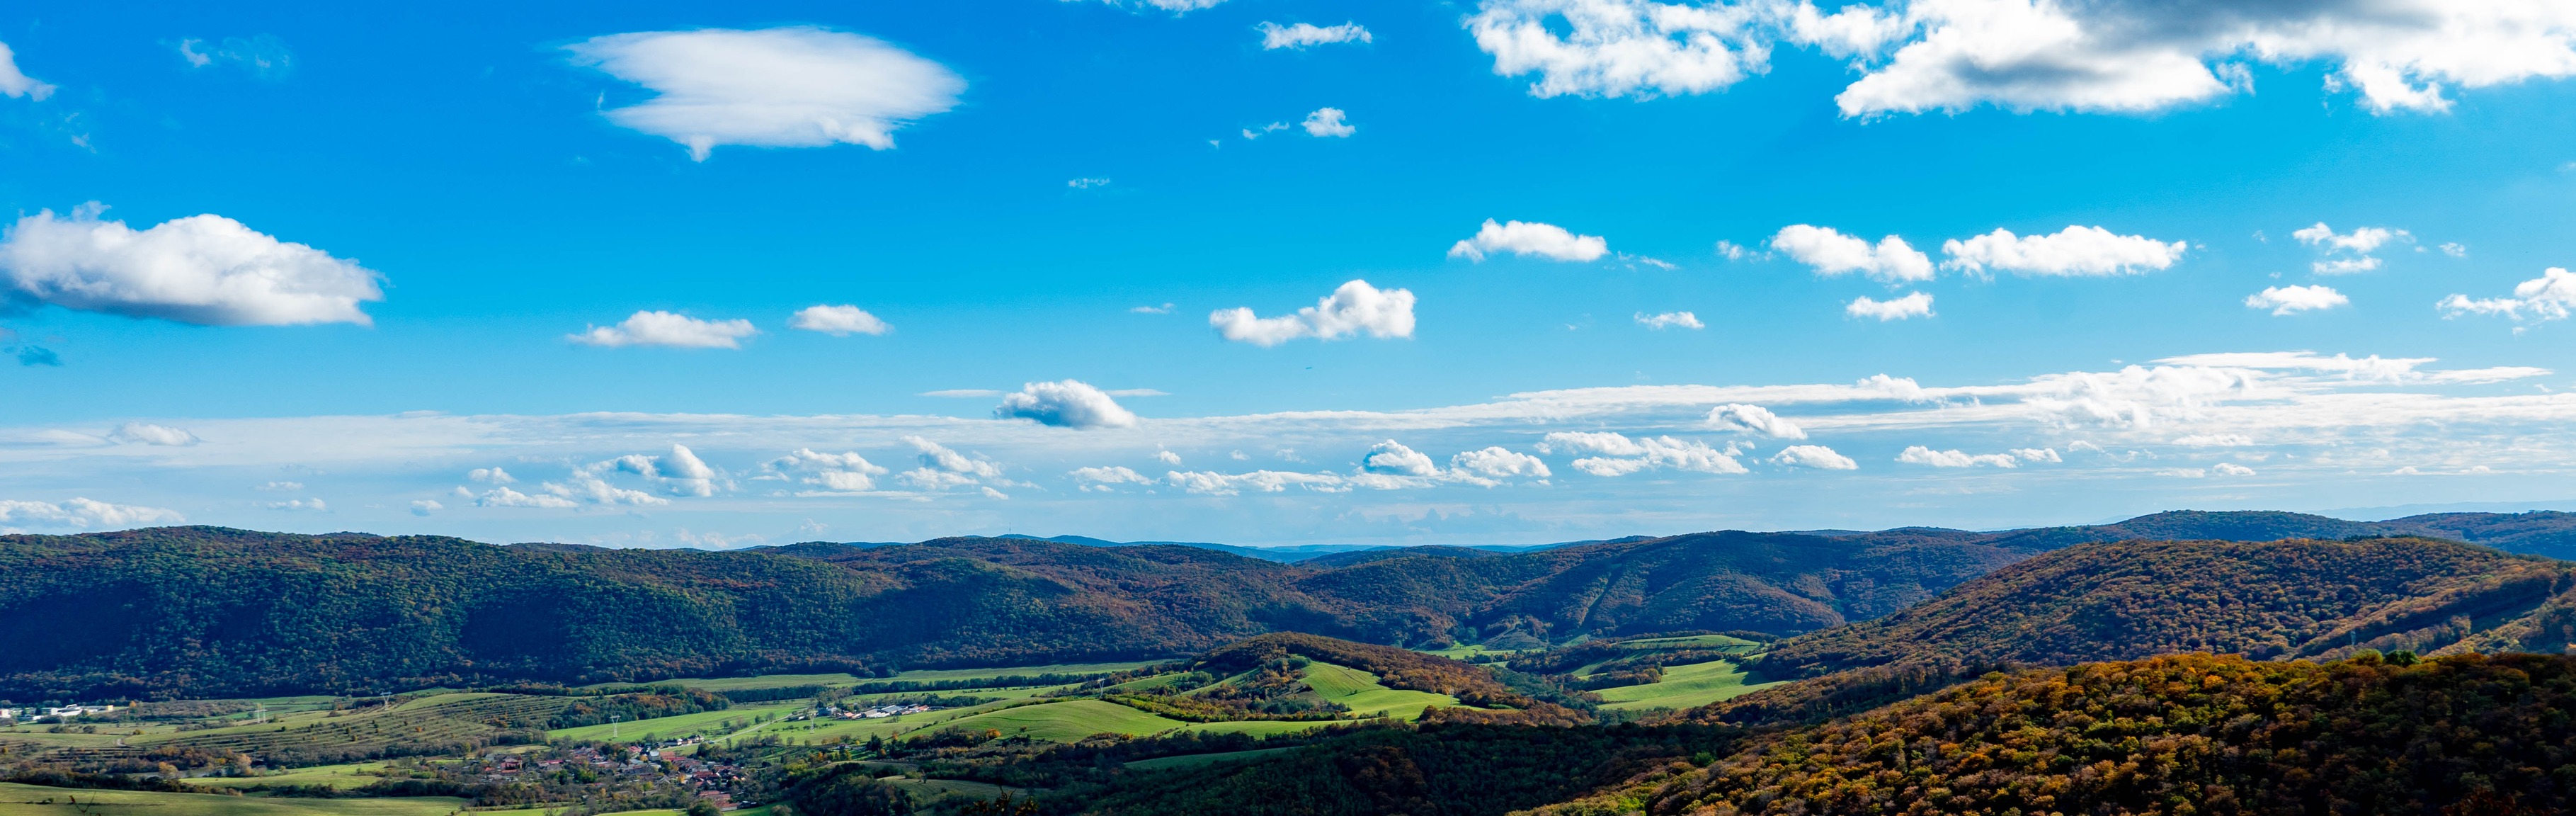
[1464,0,1772,98]
[1941,227,2189,277]
[1769,444,1857,470]
[1448,219,1608,262]
[176,35,293,79]
[1,205,382,326]
[2213,462,2257,476]
[1896,446,2019,468]
[110,422,198,446]
[1070,465,1154,492]
[0,40,55,101]
[1132,302,1174,314]
[2313,257,2382,275]
[1163,469,1350,496]
[1154,448,1182,465]
[1634,311,1704,330]
[566,27,964,161]
[1541,431,1747,477]
[1068,177,1111,189]
[2440,242,2468,258]
[660,444,718,497]
[0,497,183,530]
[1707,403,1806,439]
[258,481,304,492]
[571,310,758,348]
[1081,0,1232,12]
[474,486,581,509]
[2293,222,2406,254]
[2174,434,2254,447]
[765,448,888,492]
[1772,225,1932,284]
[790,305,890,336]
[1449,447,1551,484]
[994,380,1140,429]
[899,436,1005,493]
[268,498,326,511]
[2439,268,2576,322]
[410,499,442,516]
[467,467,516,484]
[2246,285,2349,315]
[2012,448,2062,463]
[1361,440,1441,477]
[1242,122,1287,140]
[1301,107,1355,137]
[1261,22,1372,50]
[1210,279,1415,346]
[1847,292,1934,321]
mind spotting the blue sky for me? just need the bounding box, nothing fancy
[5,0,2576,547]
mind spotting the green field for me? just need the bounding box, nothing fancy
[1592,659,1784,711]
[0,783,463,816]
[1297,663,1459,720]
[1615,635,1762,651]
[624,674,860,692]
[1122,747,1294,771]
[548,703,803,742]
[182,762,388,790]
[926,700,1186,743]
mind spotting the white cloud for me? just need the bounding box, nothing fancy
[258,481,304,492]
[0,497,182,530]
[409,499,442,516]
[2312,257,2383,275]
[571,310,758,348]
[1542,431,1748,476]
[1210,279,1416,346]
[2173,434,2255,447]
[1154,448,1183,465]
[1634,311,1704,330]
[566,27,964,161]
[2160,468,2209,478]
[764,448,888,492]
[2213,462,2257,476]
[660,444,717,497]
[1825,1,2576,117]
[1896,446,2019,468]
[268,497,326,511]
[1361,440,1441,477]
[467,467,516,484]
[1769,443,1857,470]
[1068,177,1111,189]
[1772,225,1932,283]
[899,436,1005,493]
[1132,302,1175,314]
[994,380,1140,429]
[1163,469,1350,496]
[1242,122,1288,140]
[2246,285,2349,315]
[1449,447,1551,484]
[1448,219,1609,262]
[2440,242,2468,258]
[2293,222,2405,254]
[1081,0,1233,13]
[790,305,890,336]
[1070,465,1154,492]
[1464,0,1774,98]
[1,205,382,327]
[1262,22,1372,50]
[110,422,198,446]
[2439,268,2576,322]
[1847,292,1934,321]
[1301,107,1356,137]
[1706,403,1806,439]
[0,41,55,101]
[474,485,581,509]
[176,35,293,79]
[2011,447,2061,463]
[1940,226,2188,277]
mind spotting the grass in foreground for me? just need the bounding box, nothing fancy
[181,762,388,790]
[0,783,464,816]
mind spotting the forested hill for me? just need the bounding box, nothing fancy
[5,509,2573,701]
[1706,536,2576,726]
[1537,652,2576,816]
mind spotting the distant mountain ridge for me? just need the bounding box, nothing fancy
[5,509,2574,701]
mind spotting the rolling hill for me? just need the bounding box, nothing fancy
[8,510,2576,701]
[1706,536,2576,725]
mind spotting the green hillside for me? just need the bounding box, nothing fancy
[0,782,464,816]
